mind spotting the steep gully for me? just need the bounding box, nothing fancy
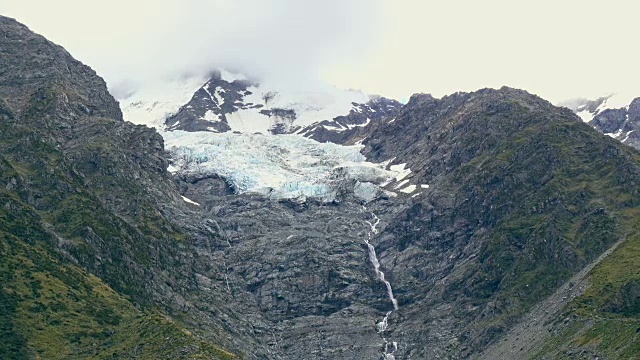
[363,206,400,359]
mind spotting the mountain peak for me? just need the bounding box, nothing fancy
[120,68,402,138]
[0,15,122,121]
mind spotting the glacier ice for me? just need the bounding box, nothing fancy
[163,131,402,202]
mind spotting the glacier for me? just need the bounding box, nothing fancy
[117,69,415,202]
[164,131,401,202]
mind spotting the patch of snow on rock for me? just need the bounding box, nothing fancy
[203,110,221,122]
[576,109,594,123]
[399,184,417,194]
[389,163,411,181]
[181,195,200,206]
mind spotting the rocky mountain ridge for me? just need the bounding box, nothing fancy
[296,96,402,143]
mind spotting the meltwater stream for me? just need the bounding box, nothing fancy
[363,206,400,359]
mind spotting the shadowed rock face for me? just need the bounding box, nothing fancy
[0,15,267,359]
[297,97,403,144]
[338,87,640,358]
[4,15,640,360]
[165,70,255,132]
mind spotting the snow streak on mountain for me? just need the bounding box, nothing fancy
[566,93,637,123]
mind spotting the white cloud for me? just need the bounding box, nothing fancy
[2,0,640,103]
[325,0,640,103]
[2,0,382,94]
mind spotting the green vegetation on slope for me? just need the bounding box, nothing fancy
[0,194,234,359]
[0,17,247,358]
[532,208,640,359]
[456,103,640,348]
[0,85,236,358]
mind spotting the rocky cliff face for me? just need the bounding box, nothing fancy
[0,17,122,121]
[3,15,640,360]
[0,16,261,359]
[590,97,640,148]
[297,96,403,144]
[353,88,640,358]
[165,70,255,133]
[173,87,640,358]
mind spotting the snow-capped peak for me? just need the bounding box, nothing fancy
[118,68,408,202]
[564,93,636,123]
[564,93,640,149]
[119,67,380,136]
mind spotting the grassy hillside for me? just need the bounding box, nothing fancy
[0,162,235,359]
[532,208,640,359]
[447,97,640,354]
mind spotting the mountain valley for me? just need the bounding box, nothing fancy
[1,14,640,360]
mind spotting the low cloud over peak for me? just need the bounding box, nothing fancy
[3,0,382,95]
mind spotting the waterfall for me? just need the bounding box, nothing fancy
[364,212,399,310]
[363,206,400,359]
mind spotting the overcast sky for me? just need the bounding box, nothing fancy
[2,0,639,103]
